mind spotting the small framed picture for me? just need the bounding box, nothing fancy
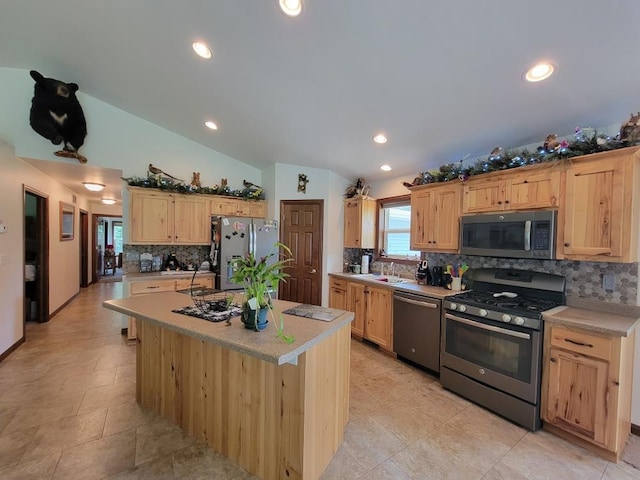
[60,202,75,241]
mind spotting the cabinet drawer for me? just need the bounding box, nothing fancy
[176,277,213,291]
[549,326,612,361]
[131,280,176,294]
[330,277,347,290]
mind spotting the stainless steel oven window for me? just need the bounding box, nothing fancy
[444,314,533,383]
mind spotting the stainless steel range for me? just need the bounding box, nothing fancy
[440,268,565,430]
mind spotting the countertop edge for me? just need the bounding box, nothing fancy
[329,272,456,299]
[543,305,640,337]
[102,297,354,365]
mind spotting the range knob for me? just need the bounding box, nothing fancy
[479,309,488,317]
[501,314,511,323]
[513,316,525,326]
[458,305,467,312]
[449,303,457,310]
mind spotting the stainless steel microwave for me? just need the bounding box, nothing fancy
[460,210,556,259]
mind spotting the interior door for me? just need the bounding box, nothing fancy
[80,210,89,287]
[24,188,49,325]
[279,200,323,305]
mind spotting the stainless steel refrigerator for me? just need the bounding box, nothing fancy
[210,216,280,290]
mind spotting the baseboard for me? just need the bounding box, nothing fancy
[632,424,640,437]
[49,290,80,320]
[0,337,25,363]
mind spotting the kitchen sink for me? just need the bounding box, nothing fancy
[351,274,416,284]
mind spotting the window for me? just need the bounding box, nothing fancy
[379,196,420,260]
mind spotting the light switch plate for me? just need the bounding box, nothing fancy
[602,273,615,290]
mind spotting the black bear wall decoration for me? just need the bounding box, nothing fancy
[29,70,88,163]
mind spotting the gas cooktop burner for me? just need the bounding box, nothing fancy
[451,290,560,315]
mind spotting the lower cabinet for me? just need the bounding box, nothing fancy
[541,324,635,461]
[126,275,214,339]
[340,279,392,351]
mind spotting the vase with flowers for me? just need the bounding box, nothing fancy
[229,242,295,343]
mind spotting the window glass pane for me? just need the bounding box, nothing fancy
[387,206,411,229]
[113,225,123,253]
[380,200,420,259]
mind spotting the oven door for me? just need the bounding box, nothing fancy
[441,312,542,403]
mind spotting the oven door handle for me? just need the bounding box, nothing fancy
[524,220,532,251]
[445,313,531,340]
[395,296,439,309]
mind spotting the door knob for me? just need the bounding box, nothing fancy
[309,268,317,274]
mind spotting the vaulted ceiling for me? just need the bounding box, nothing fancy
[2,0,638,194]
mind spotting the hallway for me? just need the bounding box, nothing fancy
[0,283,638,479]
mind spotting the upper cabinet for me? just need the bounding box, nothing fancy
[463,168,560,213]
[557,147,640,262]
[410,183,461,252]
[344,197,376,248]
[129,188,210,245]
[210,196,267,218]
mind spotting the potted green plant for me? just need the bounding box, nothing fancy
[229,242,295,343]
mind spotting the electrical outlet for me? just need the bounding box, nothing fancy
[602,273,615,290]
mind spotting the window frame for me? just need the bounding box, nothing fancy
[375,194,420,264]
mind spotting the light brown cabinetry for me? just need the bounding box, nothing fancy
[557,147,640,262]
[463,169,560,213]
[410,183,461,252]
[345,280,392,350]
[329,277,347,311]
[129,188,210,244]
[542,324,635,461]
[343,197,376,248]
[210,196,267,218]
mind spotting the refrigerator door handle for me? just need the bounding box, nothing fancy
[250,222,256,256]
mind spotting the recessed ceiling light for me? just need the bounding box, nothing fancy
[524,62,555,82]
[205,121,218,130]
[101,198,116,205]
[192,41,212,59]
[380,165,392,172]
[373,134,388,144]
[278,0,303,17]
[83,182,105,192]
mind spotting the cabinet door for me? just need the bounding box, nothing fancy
[241,201,267,218]
[176,276,213,291]
[210,197,239,216]
[130,191,174,243]
[174,196,210,244]
[506,171,560,210]
[343,198,363,247]
[463,179,505,213]
[562,160,624,258]
[410,188,432,249]
[347,282,366,337]
[432,184,462,252]
[545,347,609,445]
[329,278,348,310]
[366,286,392,350]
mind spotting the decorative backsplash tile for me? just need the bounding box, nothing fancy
[344,248,638,305]
[123,244,211,273]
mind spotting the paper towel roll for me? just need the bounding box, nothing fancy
[361,254,370,274]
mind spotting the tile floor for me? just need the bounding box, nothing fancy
[0,281,639,479]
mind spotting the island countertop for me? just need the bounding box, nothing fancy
[103,292,354,365]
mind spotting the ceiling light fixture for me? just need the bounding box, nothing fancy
[205,121,218,130]
[192,41,212,59]
[101,198,116,205]
[278,0,303,17]
[373,134,388,144]
[83,182,105,192]
[524,62,555,82]
[380,165,392,172]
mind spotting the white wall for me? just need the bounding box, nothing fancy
[263,163,350,306]
[0,139,92,355]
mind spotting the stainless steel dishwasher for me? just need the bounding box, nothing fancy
[393,290,441,373]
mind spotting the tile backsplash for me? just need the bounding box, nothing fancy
[123,245,211,273]
[344,248,638,305]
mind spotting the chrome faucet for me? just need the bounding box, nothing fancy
[389,262,395,278]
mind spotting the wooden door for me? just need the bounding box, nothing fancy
[347,282,366,337]
[410,188,432,249]
[546,348,609,444]
[506,170,560,210]
[174,196,210,244]
[432,184,462,252]
[329,278,347,310]
[279,200,323,305]
[343,198,362,247]
[462,178,505,213]
[130,190,174,243]
[365,286,392,349]
[562,160,624,257]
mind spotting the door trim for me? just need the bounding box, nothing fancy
[24,187,50,327]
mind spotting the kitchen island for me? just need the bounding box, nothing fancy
[103,292,353,480]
